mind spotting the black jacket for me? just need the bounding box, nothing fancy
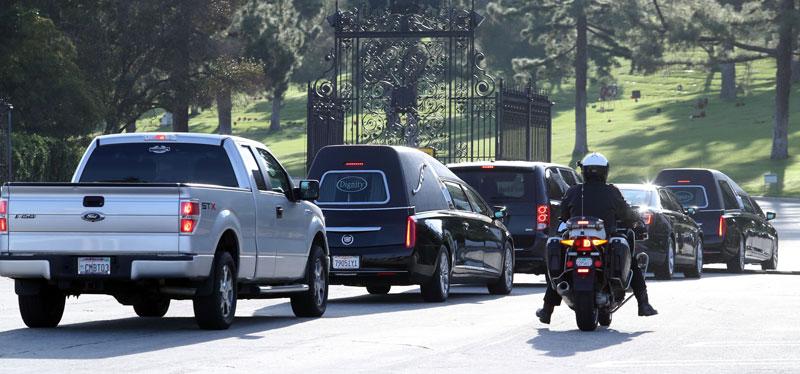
[560,181,642,234]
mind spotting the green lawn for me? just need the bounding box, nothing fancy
[137,59,800,197]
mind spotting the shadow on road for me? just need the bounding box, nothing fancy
[0,315,310,360]
[528,327,652,357]
[257,284,546,318]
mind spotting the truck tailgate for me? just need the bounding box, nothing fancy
[7,184,181,254]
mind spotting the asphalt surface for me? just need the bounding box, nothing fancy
[0,197,797,373]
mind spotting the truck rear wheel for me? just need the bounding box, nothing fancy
[19,285,66,328]
[193,252,237,330]
[133,297,170,318]
[291,245,328,317]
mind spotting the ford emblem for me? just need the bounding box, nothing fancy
[341,234,354,246]
[82,212,105,222]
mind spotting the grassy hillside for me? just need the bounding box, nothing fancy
[138,58,800,197]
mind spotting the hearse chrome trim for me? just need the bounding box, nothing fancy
[317,170,391,205]
[327,226,382,233]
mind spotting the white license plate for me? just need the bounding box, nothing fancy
[78,257,111,275]
[332,256,360,270]
[575,257,593,267]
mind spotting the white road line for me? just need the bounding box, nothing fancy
[590,359,800,368]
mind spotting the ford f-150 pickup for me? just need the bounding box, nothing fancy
[0,133,329,330]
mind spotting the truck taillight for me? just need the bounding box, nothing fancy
[180,199,200,234]
[405,216,417,249]
[536,204,550,230]
[0,198,7,233]
[718,215,727,238]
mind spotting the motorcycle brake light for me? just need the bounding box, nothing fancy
[576,268,590,274]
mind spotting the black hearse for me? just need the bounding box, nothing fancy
[655,168,778,272]
[307,145,514,302]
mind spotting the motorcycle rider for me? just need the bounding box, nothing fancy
[536,152,658,324]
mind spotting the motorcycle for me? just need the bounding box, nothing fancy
[545,216,649,331]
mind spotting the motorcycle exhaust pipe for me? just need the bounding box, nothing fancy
[556,281,570,297]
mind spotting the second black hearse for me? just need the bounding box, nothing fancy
[307,145,514,302]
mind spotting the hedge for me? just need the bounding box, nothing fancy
[0,133,90,184]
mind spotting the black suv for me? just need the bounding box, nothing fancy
[448,161,582,274]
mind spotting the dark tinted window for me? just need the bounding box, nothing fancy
[559,168,578,186]
[240,146,268,191]
[454,169,535,203]
[750,197,765,216]
[659,189,682,211]
[256,149,291,193]
[318,171,389,204]
[445,182,473,212]
[718,181,740,210]
[740,194,756,214]
[546,169,567,200]
[80,143,237,187]
[665,186,708,208]
[463,185,491,216]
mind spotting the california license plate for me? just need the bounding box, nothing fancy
[78,257,111,275]
[332,256,360,270]
[576,257,593,267]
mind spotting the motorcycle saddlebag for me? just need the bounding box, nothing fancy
[546,238,564,276]
[608,237,632,282]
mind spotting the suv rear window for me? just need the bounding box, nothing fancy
[318,171,389,204]
[620,189,654,207]
[80,143,238,187]
[454,169,535,203]
[665,186,708,208]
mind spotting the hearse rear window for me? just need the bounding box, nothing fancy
[318,171,390,204]
[665,186,708,208]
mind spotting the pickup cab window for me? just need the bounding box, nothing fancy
[80,143,238,187]
[255,148,292,194]
[240,146,269,191]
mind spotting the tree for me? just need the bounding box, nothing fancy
[240,0,323,132]
[0,2,101,137]
[159,0,242,132]
[489,1,667,160]
[664,0,798,159]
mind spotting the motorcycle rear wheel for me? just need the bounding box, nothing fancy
[575,291,599,331]
[599,310,612,327]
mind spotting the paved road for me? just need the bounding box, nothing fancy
[0,198,797,373]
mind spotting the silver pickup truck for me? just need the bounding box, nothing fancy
[0,133,329,330]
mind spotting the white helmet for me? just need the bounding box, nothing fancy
[579,152,609,183]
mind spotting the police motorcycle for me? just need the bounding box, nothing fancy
[546,217,649,331]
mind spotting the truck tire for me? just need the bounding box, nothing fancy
[575,291,598,332]
[133,297,170,318]
[488,243,514,295]
[366,285,391,295]
[654,237,675,280]
[420,247,450,302]
[291,245,328,317]
[19,286,66,328]
[193,251,237,330]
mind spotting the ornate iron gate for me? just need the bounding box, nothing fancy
[307,0,551,169]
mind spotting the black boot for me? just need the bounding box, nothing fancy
[536,304,555,324]
[635,293,658,317]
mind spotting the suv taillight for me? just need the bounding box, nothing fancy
[718,215,727,238]
[642,212,653,225]
[180,200,200,234]
[405,216,417,249]
[0,199,7,233]
[537,204,550,231]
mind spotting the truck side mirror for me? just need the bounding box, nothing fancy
[296,180,320,201]
[766,211,777,221]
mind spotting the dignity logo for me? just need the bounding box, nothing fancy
[336,176,368,193]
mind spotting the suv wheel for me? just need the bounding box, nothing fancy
[726,237,746,273]
[291,245,328,317]
[684,239,703,279]
[488,243,514,295]
[19,285,66,328]
[654,237,675,280]
[761,242,778,271]
[421,247,450,302]
[193,251,237,330]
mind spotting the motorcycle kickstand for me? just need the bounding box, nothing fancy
[610,293,636,314]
